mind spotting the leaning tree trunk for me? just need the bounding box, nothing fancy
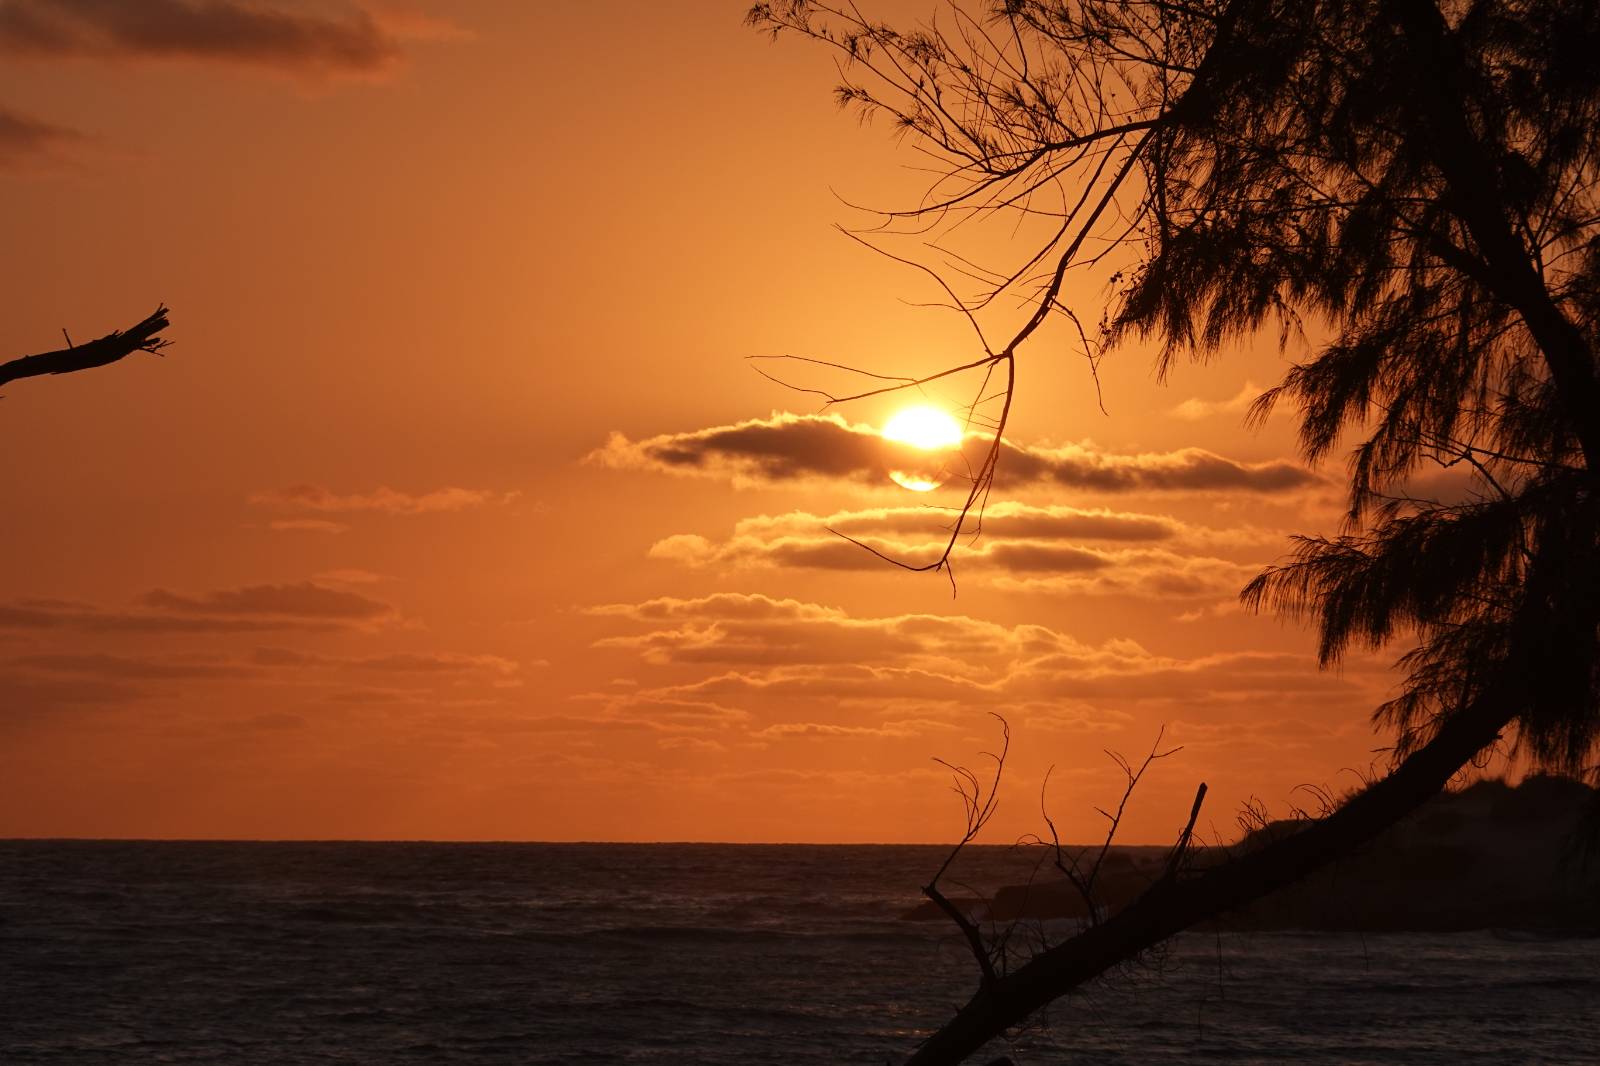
[906,691,1516,1065]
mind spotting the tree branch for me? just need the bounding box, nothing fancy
[0,306,171,390]
[905,692,1513,1064]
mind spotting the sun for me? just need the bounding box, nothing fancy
[882,405,964,492]
[882,405,964,450]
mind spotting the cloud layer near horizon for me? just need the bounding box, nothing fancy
[591,413,1317,494]
[574,593,1377,755]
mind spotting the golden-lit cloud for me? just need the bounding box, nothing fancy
[268,518,350,534]
[0,0,413,75]
[1169,381,1265,422]
[645,502,1277,598]
[739,502,1182,542]
[999,439,1313,493]
[251,484,518,515]
[312,568,391,585]
[592,413,1317,494]
[580,593,1376,753]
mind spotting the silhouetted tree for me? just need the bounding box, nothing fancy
[750,0,1600,1061]
[0,307,171,391]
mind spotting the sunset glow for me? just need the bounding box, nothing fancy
[4,3,1589,1061]
[0,1,1400,847]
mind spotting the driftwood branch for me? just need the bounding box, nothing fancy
[0,306,171,390]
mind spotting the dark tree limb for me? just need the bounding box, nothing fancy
[0,306,171,389]
[1160,782,1209,882]
[905,693,1514,1065]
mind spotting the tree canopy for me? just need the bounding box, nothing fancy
[751,0,1600,1060]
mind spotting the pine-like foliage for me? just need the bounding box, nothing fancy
[753,0,1600,777]
[753,3,1600,1060]
[1139,0,1600,773]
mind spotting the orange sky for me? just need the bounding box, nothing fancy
[0,1,1419,843]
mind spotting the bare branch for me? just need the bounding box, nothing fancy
[925,713,1010,987]
[0,306,171,390]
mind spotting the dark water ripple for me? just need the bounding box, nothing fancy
[1,841,1596,1063]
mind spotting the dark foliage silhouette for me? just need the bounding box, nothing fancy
[749,0,1600,1061]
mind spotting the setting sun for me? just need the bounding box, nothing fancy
[882,405,964,492]
[881,405,964,450]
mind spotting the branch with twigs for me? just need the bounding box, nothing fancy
[924,713,1010,988]
[0,306,172,391]
[927,717,1213,1010]
[1034,727,1191,926]
[741,9,1186,591]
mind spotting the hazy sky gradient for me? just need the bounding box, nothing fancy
[0,1,1407,843]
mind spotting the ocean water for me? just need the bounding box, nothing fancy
[1,841,1596,1064]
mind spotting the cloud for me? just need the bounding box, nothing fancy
[141,582,391,621]
[248,646,519,678]
[997,439,1313,493]
[269,519,349,534]
[591,413,1316,494]
[13,652,255,680]
[981,551,1258,598]
[0,582,395,633]
[1169,381,1265,422]
[580,593,1385,753]
[0,0,415,76]
[650,532,1254,598]
[753,719,947,740]
[351,652,518,676]
[526,698,753,737]
[0,600,316,634]
[643,503,1272,598]
[658,736,727,754]
[313,568,390,584]
[0,104,82,168]
[0,670,148,720]
[252,484,516,515]
[733,502,1180,543]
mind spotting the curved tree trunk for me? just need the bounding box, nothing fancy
[906,692,1515,1065]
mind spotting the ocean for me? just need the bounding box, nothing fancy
[1,841,1596,1064]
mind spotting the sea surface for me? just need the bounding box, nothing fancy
[1,841,1597,1064]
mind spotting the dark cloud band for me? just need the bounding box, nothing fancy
[592,413,1316,494]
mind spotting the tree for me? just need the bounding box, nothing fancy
[748,0,1600,1061]
[0,307,171,391]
